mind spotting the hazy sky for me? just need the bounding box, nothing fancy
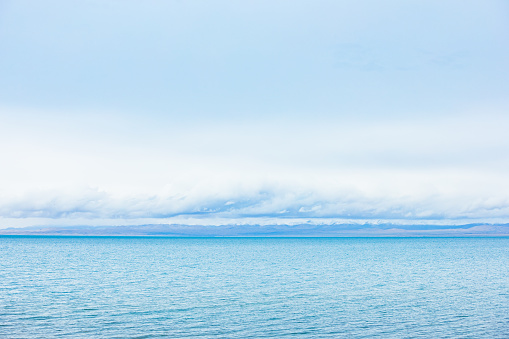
[1,0,508,227]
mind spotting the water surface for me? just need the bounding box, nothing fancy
[1,237,508,338]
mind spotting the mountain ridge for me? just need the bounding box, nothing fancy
[1,223,509,237]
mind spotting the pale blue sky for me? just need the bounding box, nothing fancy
[1,0,508,227]
[1,0,508,118]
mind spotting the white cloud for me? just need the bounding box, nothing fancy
[1,105,508,228]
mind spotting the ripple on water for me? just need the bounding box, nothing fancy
[0,236,508,338]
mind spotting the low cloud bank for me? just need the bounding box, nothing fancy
[1,183,509,229]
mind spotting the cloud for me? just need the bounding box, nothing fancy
[1,105,509,228]
[1,178,509,228]
[333,43,469,71]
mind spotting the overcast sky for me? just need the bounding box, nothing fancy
[1,0,508,228]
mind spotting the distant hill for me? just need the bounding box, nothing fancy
[1,223,509,237]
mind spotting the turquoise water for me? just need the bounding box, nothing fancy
[1,237,508,338]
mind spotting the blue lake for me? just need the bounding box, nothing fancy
[1,236,508,338]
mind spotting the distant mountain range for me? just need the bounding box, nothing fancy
[1,223,509,237]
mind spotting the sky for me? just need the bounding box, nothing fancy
[1,0,509,228]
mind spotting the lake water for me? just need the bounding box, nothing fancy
[1,236,508,338]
